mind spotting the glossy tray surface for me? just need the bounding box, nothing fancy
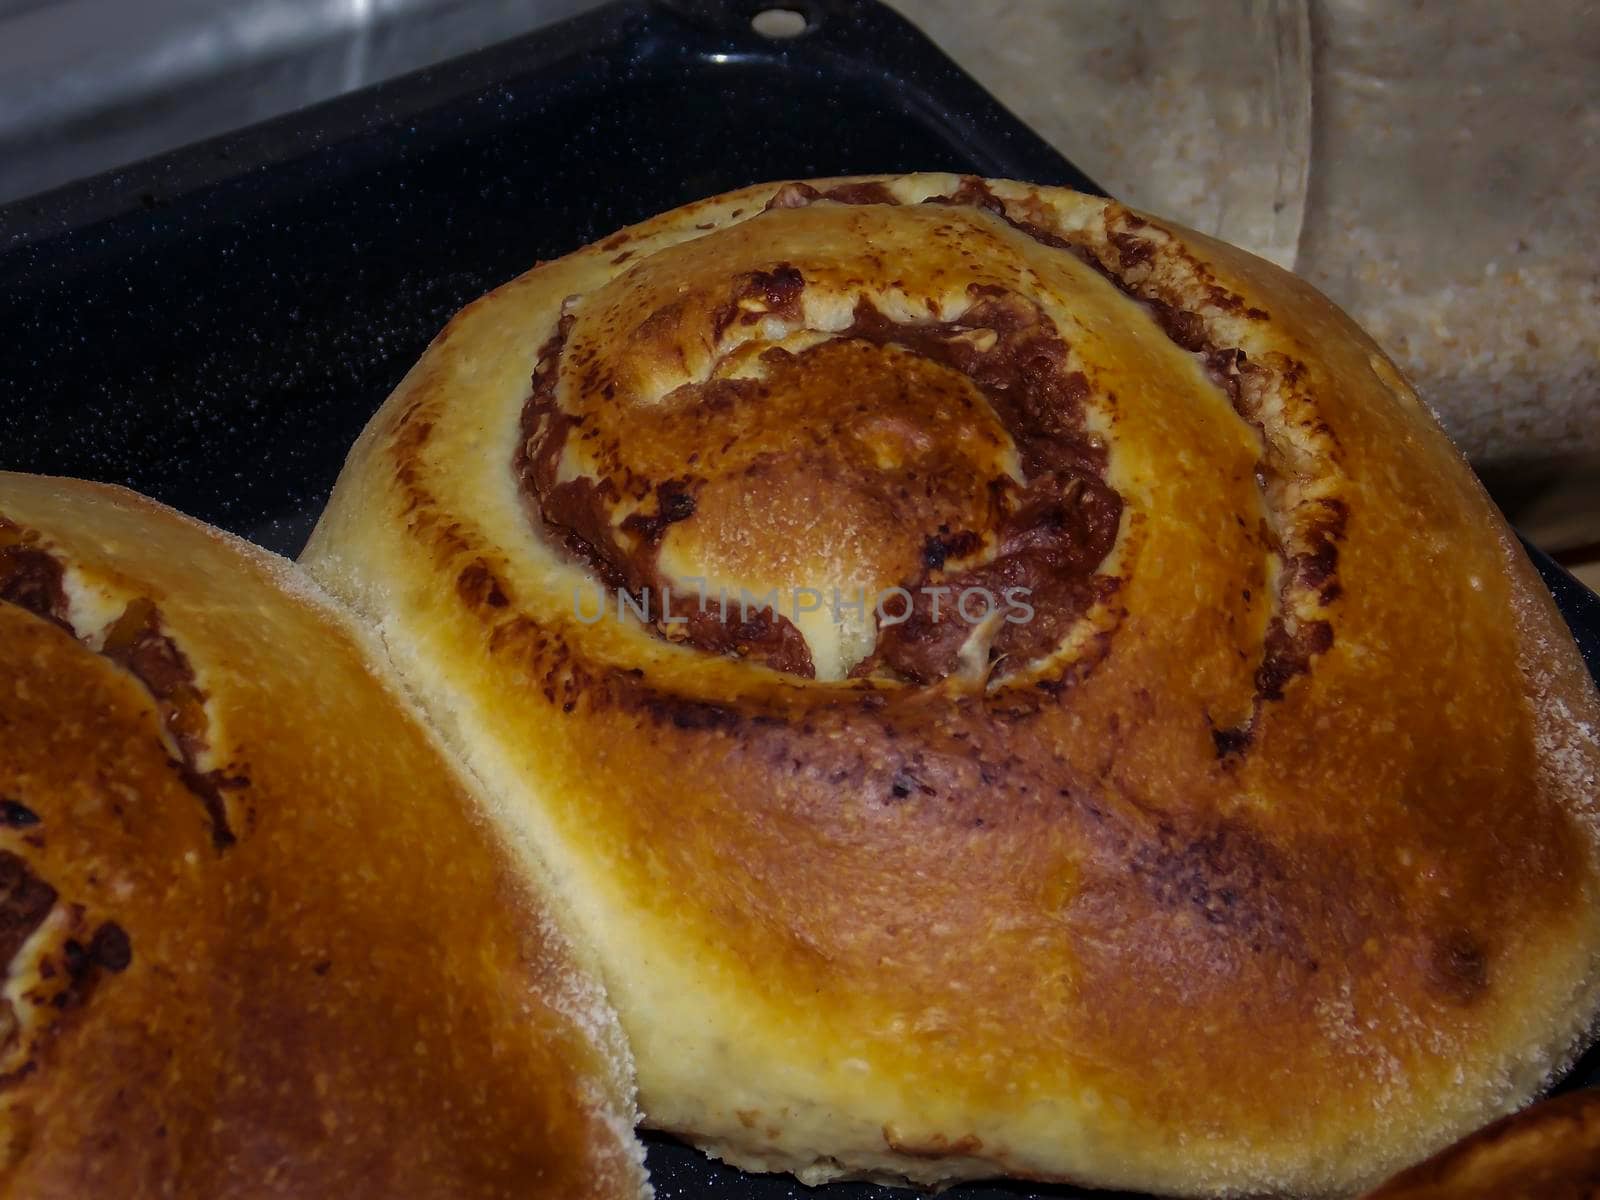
[0,2,1593,1196]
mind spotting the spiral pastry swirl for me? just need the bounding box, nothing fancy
[305,176,1600,1196]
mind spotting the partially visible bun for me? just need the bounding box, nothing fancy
[0,472,649,1200]
[1363,1089,1600,1198]
[304,174,1600,1197]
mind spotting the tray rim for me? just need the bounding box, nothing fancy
[0,0,1103,255]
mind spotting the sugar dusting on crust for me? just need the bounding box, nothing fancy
[580,1076,654,1199]
[1498,528,1600,847]
[1538,688,1600,855]
[528,879,647,1143]
[1493,523,1600,1101]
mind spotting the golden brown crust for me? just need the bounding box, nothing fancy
[303,175,1600,1196]
[0,474,648,1200]
[1363,1089,1600,1198]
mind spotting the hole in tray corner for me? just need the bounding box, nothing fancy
[751,7,810,38]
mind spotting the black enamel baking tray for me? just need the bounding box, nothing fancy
[1,0,1596,1196]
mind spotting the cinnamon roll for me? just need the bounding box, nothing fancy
[303,175,1600,1196]
[0,473,648,1200]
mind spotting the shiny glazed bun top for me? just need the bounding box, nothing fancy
[304,175,1600,1197]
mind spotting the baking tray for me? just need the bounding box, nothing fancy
[0,0,1596,1196]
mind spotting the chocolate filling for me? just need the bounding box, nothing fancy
[0,518,69,630]
[520,177,1340,711]
[0,851,56,967]
[764,180,900,211]
[518,314,818,677]
[0,520,240,848]
[710,264,806,341]
[838,294,1122,683]
[101,598,240,848]
[0,801,39,830]
[517,277,1123,684]
[1036,207,1344,742]
[779,178,1343,726]
[54,920,132,1010]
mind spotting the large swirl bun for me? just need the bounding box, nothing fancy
[303,175,1600,1196]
